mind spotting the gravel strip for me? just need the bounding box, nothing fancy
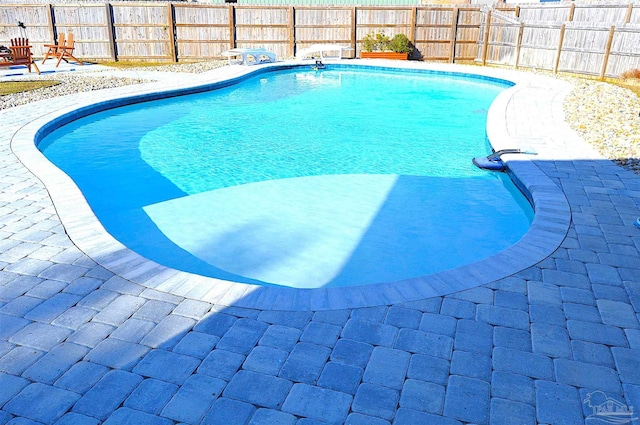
[0,60,226,110]
[562,77,640,174]
[0,73,145,109]
[2,62,639,175]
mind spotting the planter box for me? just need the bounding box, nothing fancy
[360,52,409,60]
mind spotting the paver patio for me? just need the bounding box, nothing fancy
[0,60,639,424]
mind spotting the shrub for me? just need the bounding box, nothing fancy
[362,32,391,52]
[389,34,413,54]
[621,69,640,79]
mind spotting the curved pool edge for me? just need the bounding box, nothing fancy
[10,61,572,311]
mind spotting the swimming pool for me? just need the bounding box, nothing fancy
[38,65,533,289]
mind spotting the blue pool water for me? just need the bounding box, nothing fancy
[38,66,533,289]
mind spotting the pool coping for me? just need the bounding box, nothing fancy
[10,60,572,311]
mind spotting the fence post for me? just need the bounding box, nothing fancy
[449,7,459,63]
[410,6,417,59]
[553,23,565,74]
[625,3,633,23]
[167,3,177,62]
[481,10,491,65]
[514,22,524,69]
[351,6,357,58]
[288,6,295,58]
[410,6,417,44]
[104,2,117,61]
[600,25,615,79]
[228,5,235,49]
[568,3,575,22]
[46,4,55,44]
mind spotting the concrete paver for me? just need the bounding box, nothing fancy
[491,371,535,405]
[442,375,490,424]
[0,373,29,406]
[71,370,142,421]
[249,409,297,425]
[612,348,640,385]
[54,361,109,395]
[196,349,244,381]
[384,306,421,329]
[406,353,449,386]
[224,370,293,409]
[554,358,621,393]
[22,342,88,384]
[279,342,330,384]
[351,383,398,420]
[84,339,149,371]
[476,304,530,330]
[492,347,554,380]
[440,297,475,319]
[534,380,584,425]
[490,398,536,425]
[340,319,397,347]
[315,361,358,394]
[563,302,602,322]
[395,328,453,359]
[450,350,491,381]
[329,339,373,369]
[493,326,532,352]
[243,345,288,375]
[132,350,200,385]
[1,61,640,423]
[300,322,342,348]
[140,315,196,350]
[531,323,572,358]
[363,347,410,390]
[160,375,224,423]
[216,318,269,355]
[23,293,81,323]
[8,322,70,351]
[567,320,629,346]
[418,312,456,336]
[453,319,493,355]
[201,397,255,425]
[398,379,445,414]
[4,383,79,424]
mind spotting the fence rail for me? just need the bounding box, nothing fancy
[0,2,639,78]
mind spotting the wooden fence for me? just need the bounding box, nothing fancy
[0,3,486,62]
[479,2,640,77]
[0,2,639,77]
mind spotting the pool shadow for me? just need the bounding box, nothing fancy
[323,173,532,287]
[135,173,532,289]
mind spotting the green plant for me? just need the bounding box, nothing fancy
[389,33,413,54]
[362,32,391,52]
